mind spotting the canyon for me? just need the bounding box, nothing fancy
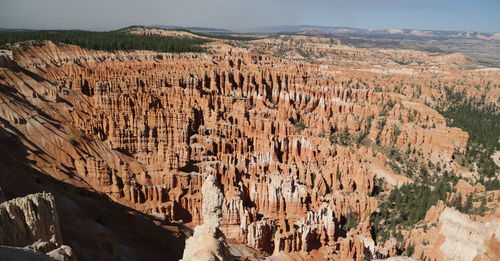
[0,28,499,260]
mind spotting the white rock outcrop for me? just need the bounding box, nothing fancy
[246,218,272,254]
[181,175,232,261]
[296,203,336,252]
[0,49,16,68]
[0,192,62,251]
[438,207,500,261]
[0,192,76,261]
[47,245,76,261]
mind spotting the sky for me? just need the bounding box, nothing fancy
[1,0,499,33]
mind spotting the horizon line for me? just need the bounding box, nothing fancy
[0,24,498,35]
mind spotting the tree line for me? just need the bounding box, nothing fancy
[0,30,211,53]
[440,88,500,189]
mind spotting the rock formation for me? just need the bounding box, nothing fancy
[0,192,75,261]
[0,245,75,261]
[181,175,232,261]
[437,208,500,260]
[0,33,498,260]
[415,207,500,261]
[0,193,62,251]
[374,258,417,261]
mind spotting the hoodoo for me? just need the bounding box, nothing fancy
[0,20,499,260]
[181,175,232,261]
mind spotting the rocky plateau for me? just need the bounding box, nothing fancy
[0,28,499,260]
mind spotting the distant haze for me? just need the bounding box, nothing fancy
[0,0,499,33]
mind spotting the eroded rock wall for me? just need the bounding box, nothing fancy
[0,40,485,259]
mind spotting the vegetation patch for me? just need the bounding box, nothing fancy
[370,171,459,243]
[440,89,500,189]
[0,29,211,52]
[290,112,307,133]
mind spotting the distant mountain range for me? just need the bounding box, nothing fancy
[2,25,498,41]
[150,25,232,33]
[0,28,35,33]
[244,25,358,33]
[245,25,500,41]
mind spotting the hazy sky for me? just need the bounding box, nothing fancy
[1,0,499,32]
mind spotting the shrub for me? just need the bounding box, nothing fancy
[68,138,77,146]
[271,224,278,239]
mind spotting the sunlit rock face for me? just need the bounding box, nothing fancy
[408,207,500,261]
[2,37,497,260]
[181,175,232,261]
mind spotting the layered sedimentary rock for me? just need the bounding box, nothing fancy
[408,206,500,261]
[0,193,62,252]
[437,208,500,260]
[246,218,272,253]
[181,175,232,261]
[1,38,496,260]
[0,193,75,260]
[273,202,336,254]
